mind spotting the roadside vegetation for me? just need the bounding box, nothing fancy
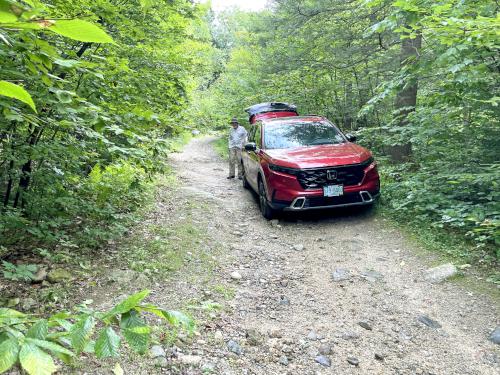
[0,0,498,373]
[0,0,219,373]
[191,0,499,271]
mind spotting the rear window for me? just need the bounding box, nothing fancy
[263,120,345,149]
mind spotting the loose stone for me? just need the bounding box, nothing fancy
[246,329,263,346]
[227,339,242,355]
[279,355,289,366]
[279,295,290,305]
[418,315,442,329]
[293,244,305,251]
[230,271,242,280]
[331,268,350,282]
[361,269,383,282]
[424,263,457,283]
[358,321,373,331]
[318,344,333,355]
[489,326,500,345]
[178,354,202,366]
[315,355,331,367]
[307,330,318,341]
[347,357,359,366]
[150,345,166,358]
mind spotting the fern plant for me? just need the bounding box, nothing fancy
[1,261,37,281]
[0,290,194,374]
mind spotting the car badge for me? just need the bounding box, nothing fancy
[326,170,337,180]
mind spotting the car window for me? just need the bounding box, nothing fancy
[255,124,262,148]
[248,125,257,143]
[263,120,345,149]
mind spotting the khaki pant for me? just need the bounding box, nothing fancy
[229,147,243,177]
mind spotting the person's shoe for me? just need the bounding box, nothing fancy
[227,176,235,179]
[238,176,243,180]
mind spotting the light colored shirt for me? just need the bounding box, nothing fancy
[228,125,248,149]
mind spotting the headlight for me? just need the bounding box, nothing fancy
[268,164,300,175]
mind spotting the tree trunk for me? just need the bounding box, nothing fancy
[387,29,422,162]
[394,31,421,123]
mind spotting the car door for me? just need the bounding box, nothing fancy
[242,125,256,182]
[244,123,262,190]
[248,123,262,191]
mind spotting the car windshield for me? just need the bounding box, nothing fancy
[263,120,345,149]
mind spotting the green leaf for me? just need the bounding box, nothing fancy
[0,80,36,112]
[122,325,150,354]
[48,20,114,43]
[138,305,194,332]
[25,338,74,357]
[70,315,95,354]
[139,0,154,10]
[0,0,18,23]
[0,338,19,373]
[19,343,56,375]
[54,89,73,104]
[53,59,79,68]
[162,310,195,332]
[120,310,145,329]
[94,327,121,358]
[104,290,150,319]
[27,320,48,340]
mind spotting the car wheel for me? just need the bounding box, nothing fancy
[258,179,275,219]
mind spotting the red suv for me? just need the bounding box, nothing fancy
[241,103,380,219]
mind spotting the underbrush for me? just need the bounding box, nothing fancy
[0,134,192,260]
[213,136,229,160]
[357,120,499,283]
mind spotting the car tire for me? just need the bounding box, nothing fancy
[258,179,275,220]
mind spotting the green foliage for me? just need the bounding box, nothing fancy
[213,137,229,160]
[1,261,37,281]
[0,81,36,112]
[0,290,194,375]
[0,0,216,254]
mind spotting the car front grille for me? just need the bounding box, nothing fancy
[296,159,371,189]
[304,193,363,208]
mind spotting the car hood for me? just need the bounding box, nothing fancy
[264,143,372,169]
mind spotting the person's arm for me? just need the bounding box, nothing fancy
[239,127,248,148]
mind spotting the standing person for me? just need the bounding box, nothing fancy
[228,117,248,179]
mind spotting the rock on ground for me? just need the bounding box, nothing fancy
[47,268,72,283]
[490,327,500,345]
[424,263,458,283]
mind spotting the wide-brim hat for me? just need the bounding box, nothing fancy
[230,117,239,124]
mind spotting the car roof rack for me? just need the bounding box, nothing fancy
[245,102,297,117]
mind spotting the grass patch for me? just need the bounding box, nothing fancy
[127,221,204,276]
[211,283,235,300]
[379,205,500,288]
[168,132,193,152]
[213,136,228,160]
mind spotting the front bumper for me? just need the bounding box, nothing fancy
[265,165,380,211]
[282,190,379,211]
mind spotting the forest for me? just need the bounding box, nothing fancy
[0,0,498,373]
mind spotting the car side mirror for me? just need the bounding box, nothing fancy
[244,142,257,151]
[346,133,357,142]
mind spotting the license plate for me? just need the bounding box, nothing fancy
[323,184,343,197]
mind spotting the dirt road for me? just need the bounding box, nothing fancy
[165,136,499,375]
